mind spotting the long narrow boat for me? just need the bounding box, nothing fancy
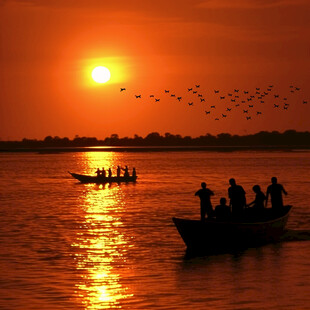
[173,205,292,253]
[69,171,137,184]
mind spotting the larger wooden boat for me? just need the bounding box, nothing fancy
[69,172,137,184]
[173,205,292,253]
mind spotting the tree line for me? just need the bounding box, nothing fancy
[0,130,309,149]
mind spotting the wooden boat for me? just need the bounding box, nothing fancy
[68,171,137,184]
[172,205,292,253]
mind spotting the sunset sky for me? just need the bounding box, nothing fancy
[1,0,309,140]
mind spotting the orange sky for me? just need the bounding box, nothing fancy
[1,0,310,140]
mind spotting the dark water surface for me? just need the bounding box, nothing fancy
[0,151,309,309]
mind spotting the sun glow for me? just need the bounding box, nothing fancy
[92,66,111,83]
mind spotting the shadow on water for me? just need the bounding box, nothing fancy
[280,229,310,242]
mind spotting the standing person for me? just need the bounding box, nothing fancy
[95,168,101,177]
[132,167,136,178]
[108,168,112,178]
[266,177,287,210]
[195,182,215,220]
[122,165,129,178]
[116,166,121,178]
[101,168,106,178]
[247,185,266,210]
[228,178,246,217]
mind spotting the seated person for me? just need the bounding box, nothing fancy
[247,185,266,210]
[215,197,231,220]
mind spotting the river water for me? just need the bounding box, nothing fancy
[0,150,309,309]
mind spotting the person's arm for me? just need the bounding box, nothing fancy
[282,185,288,195]
[247,200,255,207]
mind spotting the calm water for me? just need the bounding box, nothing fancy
[0,150,309,309]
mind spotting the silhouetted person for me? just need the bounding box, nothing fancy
[117,166,121,178]
[132,167,136,178]
[108,168,112,178]
[228,178,246,217]
[95,168,101,177]
[122,165,129,178]
[195,182,214,220]
[266,177,287,210]
[247,185,266,210]
[215,197,231,221]
[101,168,106,178]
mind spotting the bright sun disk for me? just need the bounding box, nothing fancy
[92,66,111,83]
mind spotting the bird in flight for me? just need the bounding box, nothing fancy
[120,88,126,92]
[135,95,141,98]
[234,89,239,92]
[274,104,279,108]
[249,105,254,108]
[165,90,170,93]
[214,90,219,93]
[177,97,182,101]
[196,85,200,88]
[222,114,227,117]
[257,111,262,115]
[150,95,154,97]
[211,105,216,108]
[226,108,232,111]
[205,111,210,114]
[188,102,193,106]
[243,110,248,113]
[171,94,176,97]
[220,96,225,99]
[155,98,160,102]
[200,98,205,102]
[246,116,252,120]
[188,88,193,92]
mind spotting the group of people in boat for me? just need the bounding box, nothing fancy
[195,177,287,221]
[95,166,136,178]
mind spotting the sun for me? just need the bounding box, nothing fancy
[91,66,111,83]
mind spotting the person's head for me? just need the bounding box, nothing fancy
[220,197,227,205]
[201,182,207,188]
[229,178,236,186]
[271,177,277,184]
[252,185,261,193]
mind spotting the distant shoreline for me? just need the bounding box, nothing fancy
[1,145,309,153]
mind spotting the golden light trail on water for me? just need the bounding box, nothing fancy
[71,152,134,309]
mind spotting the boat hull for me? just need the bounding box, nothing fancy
[69,172,137,184]
[173,205,292,253]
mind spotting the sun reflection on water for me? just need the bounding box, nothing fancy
[72,152,134,309]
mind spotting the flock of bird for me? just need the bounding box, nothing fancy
[119,84,308,121]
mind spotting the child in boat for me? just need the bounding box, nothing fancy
[247,185,266,210]
[215,197,231,220]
